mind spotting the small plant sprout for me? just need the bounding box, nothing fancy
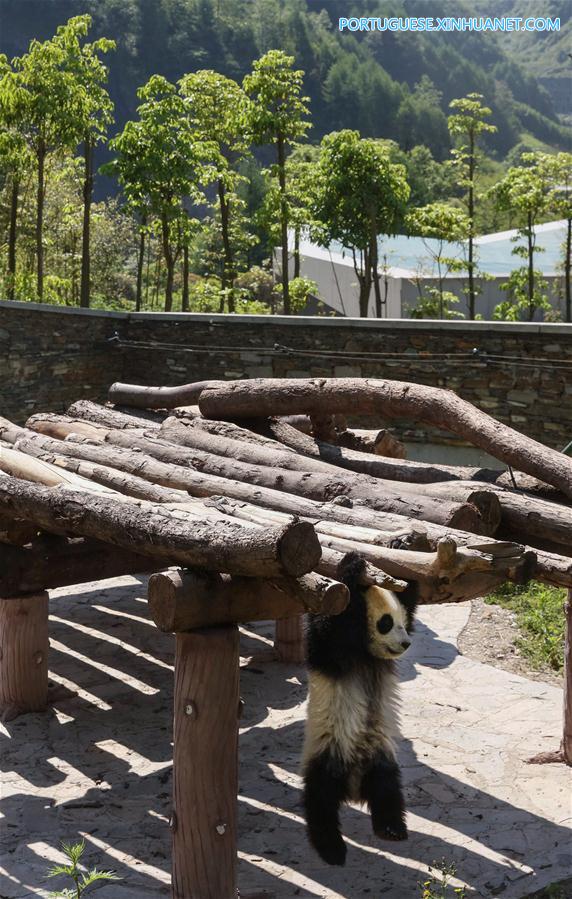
[420,860,467,899]
[46,839,120,898]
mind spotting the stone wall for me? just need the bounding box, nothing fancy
[1,300,571,451]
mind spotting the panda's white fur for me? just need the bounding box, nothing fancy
[302,556,417,867]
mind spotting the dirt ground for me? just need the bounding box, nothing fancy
[458,599,564,689]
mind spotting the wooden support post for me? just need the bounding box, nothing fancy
[275,614,305,664]
[563,589,572,765]
[0,592,49,720]
[172,626,239,899]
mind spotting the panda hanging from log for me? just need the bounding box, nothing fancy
[302,552,418,866]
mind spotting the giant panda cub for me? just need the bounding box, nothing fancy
[302,552,417,866]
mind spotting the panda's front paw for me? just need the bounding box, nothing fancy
[309,828,347,866]
[372,813,408,842]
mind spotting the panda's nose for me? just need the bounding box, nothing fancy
[401,639,411,650]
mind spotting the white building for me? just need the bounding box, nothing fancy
[286,220,567,319]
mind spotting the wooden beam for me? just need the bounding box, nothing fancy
[172,625,239,898]
[0,591,49,720]
[147,569,348,632]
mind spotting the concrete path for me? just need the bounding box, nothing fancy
[1,576,570,898]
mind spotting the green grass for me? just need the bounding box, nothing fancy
[485,581,566,673]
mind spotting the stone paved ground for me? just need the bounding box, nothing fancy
[1,576,570,899]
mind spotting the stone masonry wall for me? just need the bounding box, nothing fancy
[1,301,571,450]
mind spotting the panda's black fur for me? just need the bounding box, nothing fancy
[302,552,418,866]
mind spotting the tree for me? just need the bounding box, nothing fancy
[312,130,410,317]
[406,203,469,319]
[541,152,572,322]
[2,17,92,301]
[0,55,33,301]
[492,154,552,320]
[448,93,497,319]
[179,70,251,312]
[244,50,310,314]
[106,75,211,311]
[59,15,115,308]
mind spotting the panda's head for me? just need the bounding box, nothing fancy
[337,552,418,663]
[363,584,412,659]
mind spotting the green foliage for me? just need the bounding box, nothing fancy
[485,581,566,672]
[312,129,409,315]
[46,839,120,898]
[288,275,319,313]
[244,49,310,148]
[495,267,551,321]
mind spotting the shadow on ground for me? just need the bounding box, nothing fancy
[1,577,570,899]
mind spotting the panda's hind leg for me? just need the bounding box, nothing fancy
[303,748,349,865]
[360,749,408,842]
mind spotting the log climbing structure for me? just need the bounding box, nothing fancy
[0,376,571,897]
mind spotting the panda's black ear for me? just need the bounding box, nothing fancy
[337,551,367,591]
[399,581,419,633]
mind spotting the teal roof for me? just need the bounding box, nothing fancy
[324,221,566,277]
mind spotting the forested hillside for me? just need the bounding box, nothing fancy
[0,0,570,167]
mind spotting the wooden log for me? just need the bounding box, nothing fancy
[11,444,189,504]
[0,591,49,720]
[253,417,499,485]
[172,625,239,898]
[336,427,406,458]
[0,536,160,597]
[26,413,107,442]
[2,423,503,552]
[148,569,348,632]
[275,615,305,664]
[109,379,224,409]
[0,512,38,546]
[67,399,164,430]
[198,378,572,500]
[0,473,321,578]
[106,426,487,533]
[0,442,118,495]
[495,469,567,503]
[423,480,572,549]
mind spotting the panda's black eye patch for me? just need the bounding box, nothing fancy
[377,614,394,635]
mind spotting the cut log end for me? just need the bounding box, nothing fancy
[277,519,322,578]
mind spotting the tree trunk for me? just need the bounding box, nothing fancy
[7,178,19,301]
[80,138,93,308]
[293,225,300,279]
[198,378,572,500]
[565,217,571,323]
[182,244,190,312]
[36,143,46,302]
[161,212,175,312]
[0,472,321,578]
[172,626,239,898]
[0,592,49,720]
[527,210,535,319]
[218,179,235,313]
[136,217,146,312]
[277,133,290,314]
[148,568,348,632]
[467,130,475,319]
